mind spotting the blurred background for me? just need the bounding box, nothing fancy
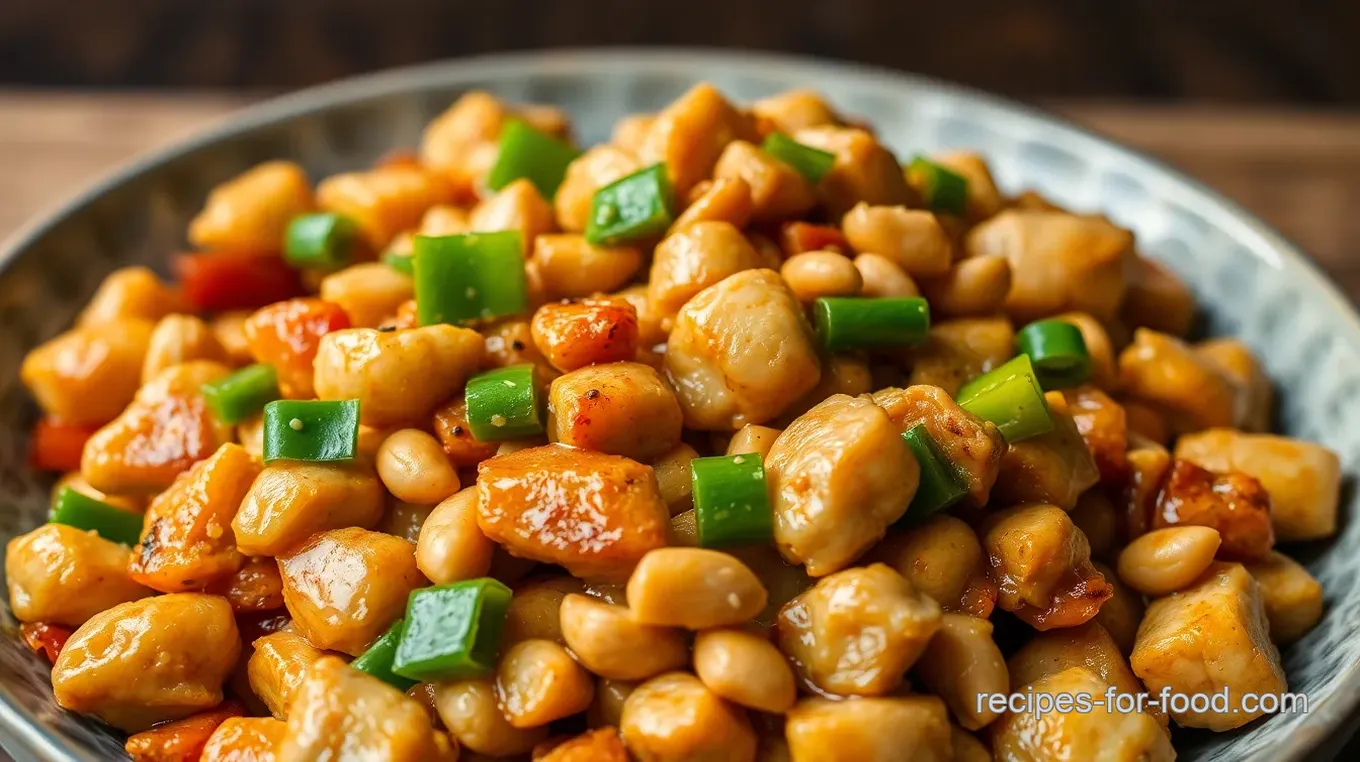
[1,0,1359,296]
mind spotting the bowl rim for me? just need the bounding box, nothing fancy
[2,47,1358,762]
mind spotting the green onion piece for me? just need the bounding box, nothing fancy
[901,425,968,519]
[464,365,542,442]
[762,132,836,185]
[351,619,417,691]
[956,354,1054,442]
[485,120,581,199]
[414,231,528,326]
[1017,319,1091,390]
[812,297,930,351]
[584,164,674,246]
[692,454,773,548]
[383,251,414,276]
[262,399,360,463]
[50,487,143,547]
[908,157,969,216]
[392,578,512,682]
[202,364,280,425]
[284,213,360,270]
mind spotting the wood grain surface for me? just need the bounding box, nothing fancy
[1,92,1358,306]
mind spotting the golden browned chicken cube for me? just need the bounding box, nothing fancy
[1131,562,1287,730]
[21,318,154,426]
[765,395,919,576]
[1153,458,1274,562]
[531,299,640,373]
[420,90,569,200]
[77,266,184,327]
[476,444,670,580]
[1121,255,1195,338]
[189,161,314,253]
[1245,550,1324,644]
[983,504,1112,630]
[200,716,287,762]
[871,384,1006,507]
[1124,433,1172,539]
[1062,384,1129,484]
[620,672,757,762]
[664,269,822,430]
[777,563,941,696]
[52,593,240,732]
[792,125,914,217]
[713,140,817,222]
[316,165,452,250]
[673,176,755,232]
[1174,428,1341,542]
[1196,338,1273,433]
[278,656,454,762]
[6,524,152,626]
[912,613,1009,730]
[992,393,1100,511]
[1008,622,1150,711]
[1118,328,1244,433]
[247,630,325,720]
[637,83,756,198]
[534,234,644,301]
[902,316,1015,397]
[784,695,952,762]
[278,527,425,655]
[81,360,235,494]
[313,325,484,427]
[232,460,385,556]
[965,210,1135,323]
[555,145,641,232]
[319,262,414,330]
[129,442,259,593]
[991,667,1174,762]
[751,89,843,134]
[469,177,556,246]
[547,362,684,462]
[648,221,769,316]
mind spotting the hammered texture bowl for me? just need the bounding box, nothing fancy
[2,49,1359,762]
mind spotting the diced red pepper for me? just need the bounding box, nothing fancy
[125,702,245,762]
[780,221,850,257]
[243,298,351,398]
[20,622,73,664]
[174,251,305,313]
[29,418,98,472]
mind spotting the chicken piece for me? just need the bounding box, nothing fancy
[243,298,350,399]
[200,717,287,762]
[1244,551,1324,644]
[316,165,452,250]
[469,178,555,244]
[965,210,1135,323]
[432,395,501,468]
[983,504,1112,630]
[713,140,817,222]
[992,667,1173,762]
[777,564,940,696]
[537,728,631,762]
[313,325,484,427]
[81,361,234,494]
[1008,623,1151,715]
[52,593,240,732]
[189,161,313,252]
[78,266,184,327]
[1051,312,1119,391]
[278,656,453,762]
[6,524,152,626]
[1062,384,1129,484]
[792,126,913,218]
[784,695,951,762]
[531,299,639,373]
[1121,255,1195,338]
[664,269,821,430]
[278,528,425,656]
[1131,562,1287,730]
[902,316,1015,397]
[1118,328,1243,433]
[247,631,324,720]
[534,234,644,302]
[1153,458,1274,562]
[1124,433,1171,541]
[637,82,755,198]
[547,362,684,462]
[912,614,1009,730]
[930,151,1004,221]
[141,314,229,384]
[1175,428,1341,542]
[420,91,570,200]
[992,393,1099,511]
[21,318,154,426]
[649,221,768,316]
[1196,338,1272,433]
[871,385,1006,507]
[129,442,259,593]
[619,672,757,762]
[476,444,670,580]
[233,461,385,556]
[751,89,843,134]
[766,395,919,576]
[555,145,641,232]
[672,176,755,233]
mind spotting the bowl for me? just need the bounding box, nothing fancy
[2,48,1359,762]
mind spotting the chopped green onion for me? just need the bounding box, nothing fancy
[901,425,968,518]
[392,578,512,682]
[1017,319,1091,390]
[351,619,416,691]
[383,251,414,276]
[202,364,280,425]
[414,231,528,326]
[956,354,1053,442]
[284,213,360,270]
[262,399,360,463]
[762,132,836,185]
[585,164,674,246]
[485,120,581,199]
[464,365,543,442]
[908,157,969,216]
[50,487,143,547]
[812,297,930,351]
[692,454,773,548]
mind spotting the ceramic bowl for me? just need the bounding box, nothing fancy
[1,49,1358,762]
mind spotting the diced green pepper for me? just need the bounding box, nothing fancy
[49,487,143,547]
[262,399,360,463]
[908,157,969,216]
[812,297,931,351]
[414,232,528,326]
[485,119,581,199]
[762,132,836,184]
[392,578,512,682]
[202,364,280,425]
[383,251,414,276]
[901,425,968,519]
[463,364,543,442]
[584,164,674,246]
[1017,319,1092,390]
[351,619,417,691]
[692,454,773,548]
[956,354,1053,443]
[284,213,361,270]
